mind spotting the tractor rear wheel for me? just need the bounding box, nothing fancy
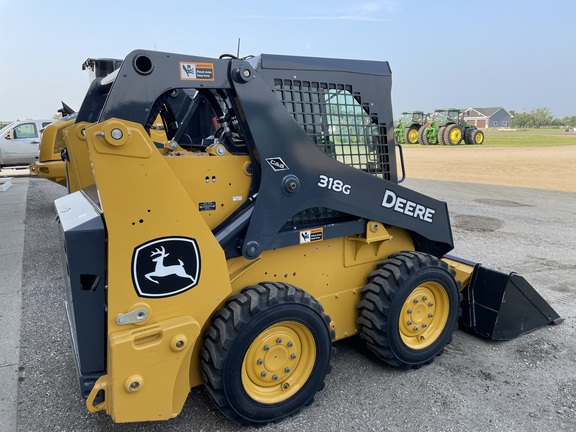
[443,124,463,145]
[469,129,484,144]
[438,126,446,145]
[201,282,334,425]
[357,251,459,369]
[418,125,430,145]
[404,125,419,144]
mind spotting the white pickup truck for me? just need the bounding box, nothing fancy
[0,119,55,168]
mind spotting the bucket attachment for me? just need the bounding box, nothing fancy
[459,265,563,340]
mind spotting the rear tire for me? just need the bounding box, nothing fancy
[443,124,463,145]
[438,126,446,145]
[418,125,430,145]
[404,125,419,144]
[201,282,334,425]
[357,252,459,369]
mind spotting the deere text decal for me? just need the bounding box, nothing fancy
[180,62,214,81]
[132,237,201,297]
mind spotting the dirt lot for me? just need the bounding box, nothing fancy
[401,145,576,193]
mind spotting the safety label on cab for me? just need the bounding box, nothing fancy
[180,62,215,81]
[299,228,323,244]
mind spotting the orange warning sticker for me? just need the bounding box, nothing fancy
[180,62,215,81]
[299,227,323,244]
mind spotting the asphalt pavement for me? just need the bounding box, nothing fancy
[4,176,576,431]
[0,176,28,432]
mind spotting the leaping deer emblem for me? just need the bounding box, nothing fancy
[145,246,196,285]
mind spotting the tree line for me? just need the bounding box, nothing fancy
[510,107,576,129]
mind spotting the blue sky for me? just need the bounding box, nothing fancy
[1,0,574,120]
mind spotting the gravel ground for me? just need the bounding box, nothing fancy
[17,177,576,432]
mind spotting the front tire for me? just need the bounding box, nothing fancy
[201,282,334,425]
[357,252,459,369]
[470,129,484,144]
[404,125,419,144]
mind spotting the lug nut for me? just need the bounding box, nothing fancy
[428,302,434,307]
[287,341,293,347]
[285,367,291,373]
[413,326,419,331]
[407,309,412,314]
[291,354,297,360]
[422,296,428,301]
[428,313,434,318]
[261,371,267,377]
[407,320,413,325]
[257,359,263,365]
[422,323,427,328]
[272,374,278,381]
[414,299,419,304]
[264,345,270,351]
[276,338,282,344]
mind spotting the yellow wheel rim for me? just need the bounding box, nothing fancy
[398,282,449,349]
[242,321,315,404]
[475,132,483,144]
[449,128,461,143]
[408,129,418,143]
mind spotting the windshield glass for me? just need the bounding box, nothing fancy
[448,110,460,121]
[433,111,448,123]
[399,113,412,123]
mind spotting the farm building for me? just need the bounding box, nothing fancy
[464,107,512,128]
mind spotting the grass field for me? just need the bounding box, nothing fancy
[479,132,576,147]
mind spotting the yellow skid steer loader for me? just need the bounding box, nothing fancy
[54,50,561,426]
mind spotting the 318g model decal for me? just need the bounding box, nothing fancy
[132,237,201,298]
[317,174,351,195]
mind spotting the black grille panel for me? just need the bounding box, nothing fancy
[274,79,390,179]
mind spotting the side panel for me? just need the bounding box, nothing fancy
[83,119,234,419]
[55,191,106,397]
[227,225,415,341]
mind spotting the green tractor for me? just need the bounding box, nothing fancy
[394,111,427,144]
[418,108,484,145]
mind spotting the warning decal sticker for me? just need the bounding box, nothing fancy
[299,228,323,244]
[180,62,215,81]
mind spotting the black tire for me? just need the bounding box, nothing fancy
[357,251,459,369]
[403,125,419,144]
[470,129,484,145]
[438,126,446,145]
[417,125,430,145]
[201,282,334,426]
[443,124,463,145]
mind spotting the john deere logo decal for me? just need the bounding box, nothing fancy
[132,237,201,298]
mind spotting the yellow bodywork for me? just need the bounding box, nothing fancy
[73,119,473,422]
[29,118,75,186]
[31,116,168,192]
